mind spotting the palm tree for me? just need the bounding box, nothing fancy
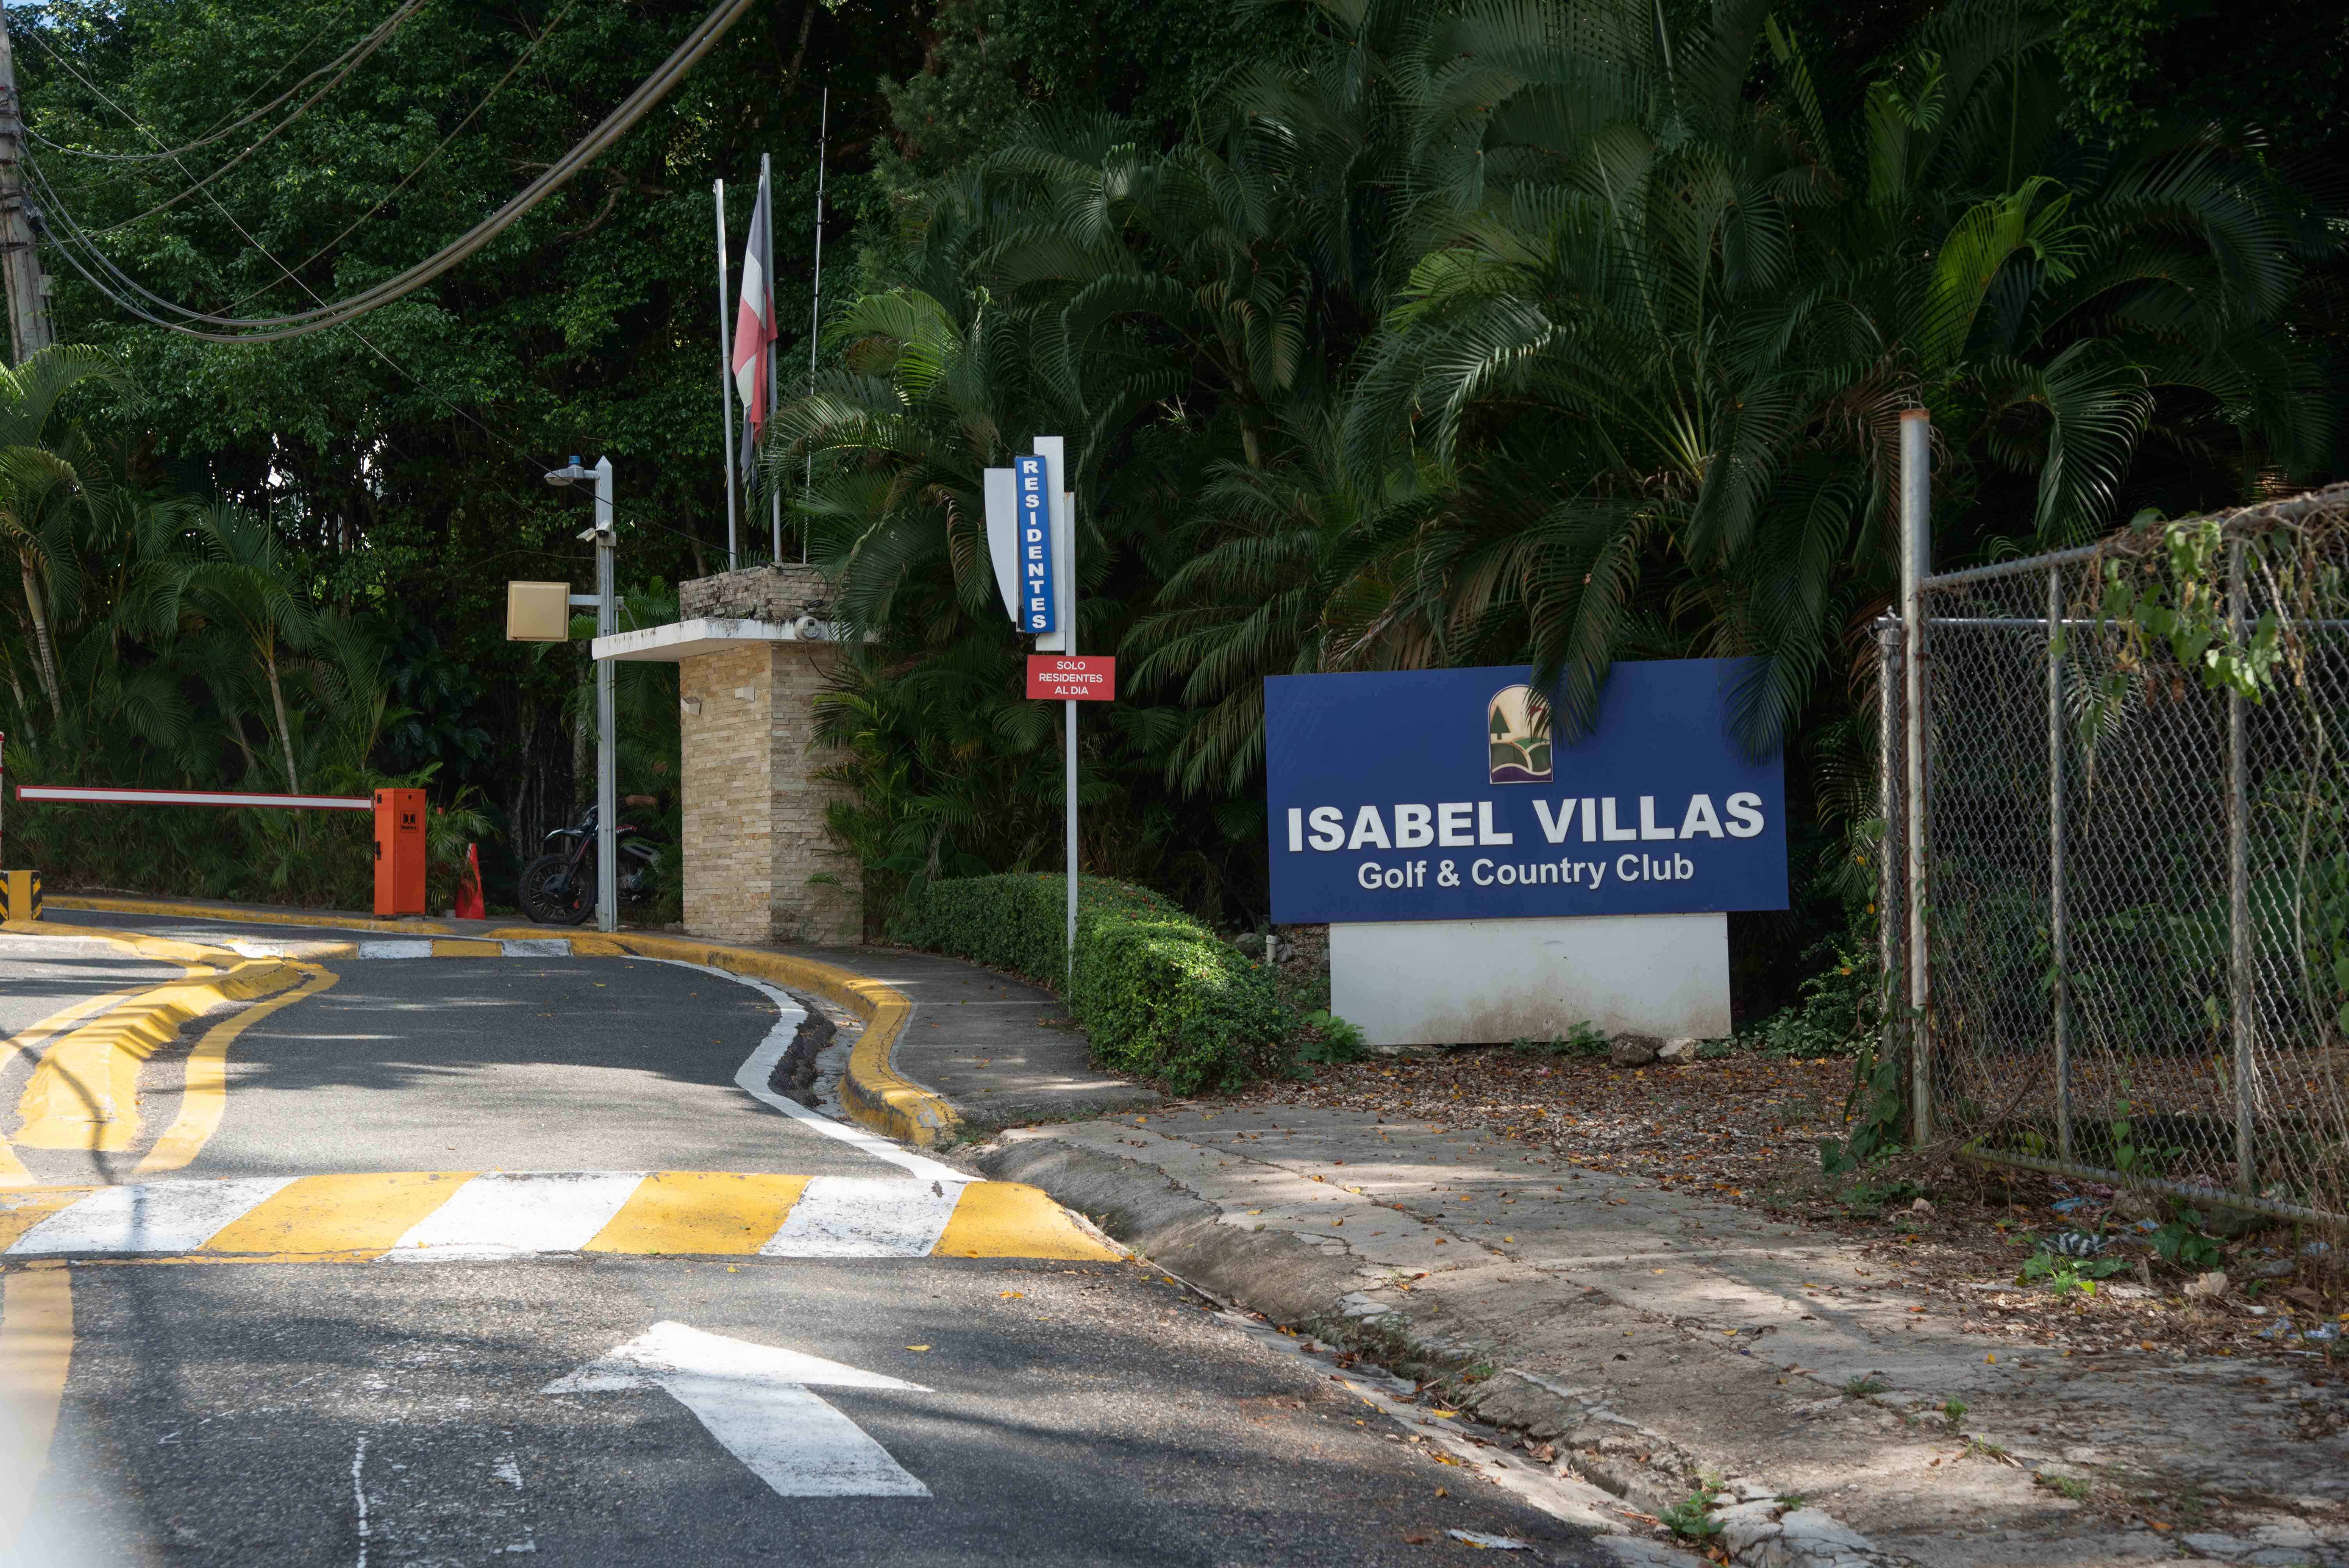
[1330,0,2332,748]
[181,506,314,794]
[1128,409,1428,796]
[0,344,134,731]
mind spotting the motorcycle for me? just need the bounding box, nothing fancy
[517,805,664,926]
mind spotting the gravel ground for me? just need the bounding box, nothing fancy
[1204,1044,2349,1410]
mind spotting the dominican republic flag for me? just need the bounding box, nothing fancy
[732,163,777,475]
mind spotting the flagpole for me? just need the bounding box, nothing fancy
[804,85,828,565]
[762,151,781,564]
[714,178,739,570]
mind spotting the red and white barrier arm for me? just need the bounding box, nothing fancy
[16,784,373,812]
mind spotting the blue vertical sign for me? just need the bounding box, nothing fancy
[1014,453,1057,635]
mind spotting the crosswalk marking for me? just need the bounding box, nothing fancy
[202,1171,472,1255]
[760,1176,964,1258]
[226,937,578,960]
[585,1171,811,1255]
[931,1177,1127,1260]
[10,1177,296,1256]
[0,1173,1117,1262]
[383,1171,645,1262]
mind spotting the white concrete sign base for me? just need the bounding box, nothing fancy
[1330,913,1731,1047]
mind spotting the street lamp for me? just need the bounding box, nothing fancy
[545,455,618,934]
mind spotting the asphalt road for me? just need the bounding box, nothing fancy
[174,955,872,1178]
[0,914,1613,1566]
[0,941,178,1041]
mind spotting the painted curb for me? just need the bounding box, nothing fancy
[43,895,451,936]
[483,928,960,1148]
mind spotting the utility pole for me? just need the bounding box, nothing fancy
[0,6,52,363]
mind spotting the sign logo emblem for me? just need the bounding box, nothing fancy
[1486,684,1551,784]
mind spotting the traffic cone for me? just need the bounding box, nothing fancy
[456,843,487,920]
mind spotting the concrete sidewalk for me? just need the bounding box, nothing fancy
[976,1107,2347,1567]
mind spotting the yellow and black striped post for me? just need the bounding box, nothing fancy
[0,868,41,922]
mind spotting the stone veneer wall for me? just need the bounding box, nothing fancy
[679,563,833,624]
[676,565,862,946]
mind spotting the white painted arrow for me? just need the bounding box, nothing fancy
[544,1321,931,1499]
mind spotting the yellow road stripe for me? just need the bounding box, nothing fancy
[429,938,503,957]
[0,1191,95,1252]
[14,960,299,1152]
[0,979,174,1187]
[0,1268,73,1552]
[134,966,340,1177]
[201,1171,476,1256]
[584,1171,812,1255]
[933,1181,1122,1260]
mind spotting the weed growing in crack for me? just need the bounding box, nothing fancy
[1658,1486,1724,1541]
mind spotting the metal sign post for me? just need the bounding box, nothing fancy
[545,455,620,934]
[985,437,1086,981]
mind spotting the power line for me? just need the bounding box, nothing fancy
[20,3,739,563]
[29,0,757,341]
[228,0,584,311]
[27,0,427,228]
[22,0,408,166]
[28,168,717,569]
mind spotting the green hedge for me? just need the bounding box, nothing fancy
[895,873,1290,1093]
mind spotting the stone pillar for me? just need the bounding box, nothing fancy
[676,567,863,946]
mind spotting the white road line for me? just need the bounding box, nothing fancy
[498,939,570,958]
[642,959,968,1185]
[8,1178,297,1255]
[760,1176,962,1258]
[351,1434,371,1568]
[380,1172,643,1262]
[357,941,434,960]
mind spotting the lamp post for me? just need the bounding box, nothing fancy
[546,455,618,933]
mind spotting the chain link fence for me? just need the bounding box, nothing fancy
[1890,484,2349,1227]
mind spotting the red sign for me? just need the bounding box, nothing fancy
[1027,655,1116,701]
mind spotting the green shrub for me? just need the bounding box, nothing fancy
[1296,1010,1369,1065]
[896,873,1290,1092]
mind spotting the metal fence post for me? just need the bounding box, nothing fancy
[2228,536,2255,1194]
[2047,568,2072,1160]
[1900,409,1932,1146]
[1878,620,1902,1060]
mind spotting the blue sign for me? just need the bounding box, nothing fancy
[1014,453,1056,634]
[1265,661,1787,924]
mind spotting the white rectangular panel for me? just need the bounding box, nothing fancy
[1330,913,1731,1047]
[983,466,1019,626]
